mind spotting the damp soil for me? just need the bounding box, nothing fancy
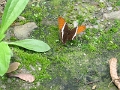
[1,0,120,90]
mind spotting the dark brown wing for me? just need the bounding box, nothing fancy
[58,17,86,44]
[58,17,70,44]
[60,23,70,44]
[68,25,86,41]
[67,27,77,41]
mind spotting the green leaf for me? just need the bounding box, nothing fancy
[0,42,12,76]
[0,0,29,34]
[8,39,51,52]
[0,34,5,41]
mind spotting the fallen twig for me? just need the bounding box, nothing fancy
[86,80,99,85]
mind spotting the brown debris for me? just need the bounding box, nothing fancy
[109,58,120,89]
[6,62,20,73]
[9,73,35,82]
[92,85,96,90]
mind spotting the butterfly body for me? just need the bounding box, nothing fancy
[58,17,86,44]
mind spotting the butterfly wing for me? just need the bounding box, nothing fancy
[58,17,69,44]
[58,17,66,30]
[67,27,77,40]
[68,25,86,40]
[58,17,86,43]
[77,25,86,34]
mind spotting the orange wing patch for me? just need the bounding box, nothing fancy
[58,17,66,30]
[77,25,86,34]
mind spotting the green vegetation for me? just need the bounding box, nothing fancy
[0,0,50,76]
[0,0,120,90]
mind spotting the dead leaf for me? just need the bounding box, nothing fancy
[109,58,120,89]
[7,62,20,73]
[13,73,35,82]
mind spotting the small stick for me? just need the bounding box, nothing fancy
[86,80,99,85]
[109,58,120,89]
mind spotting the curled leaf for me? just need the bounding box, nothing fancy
[12,73,35,82]
[7,62,20,73]
[109,58,120,89]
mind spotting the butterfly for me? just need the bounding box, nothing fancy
[58,17,86,44]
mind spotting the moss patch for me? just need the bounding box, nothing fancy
[1,0,120,90]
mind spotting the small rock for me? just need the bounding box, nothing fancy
[92,85,96,89]
[18,16,26,21]
[93,25,98,29]
[99,0,104,3]
[101,19,104,22]
[1,85,6,89]
[14,22,38,39]
[7,78,12,83]
[36,82,40,87]
[107,7,112,11]
[103,10,120,19]
[0,0,6,13]
[96,20,100,23]
[108,22,111,25]
[73,20,78,27]
[38,67,41,71]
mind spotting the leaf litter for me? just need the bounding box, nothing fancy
[6,62,20,73]
[7,62,35,83]
[109,58,120,89]
[9,73,35,83]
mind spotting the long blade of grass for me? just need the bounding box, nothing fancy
[0,0,29,35]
